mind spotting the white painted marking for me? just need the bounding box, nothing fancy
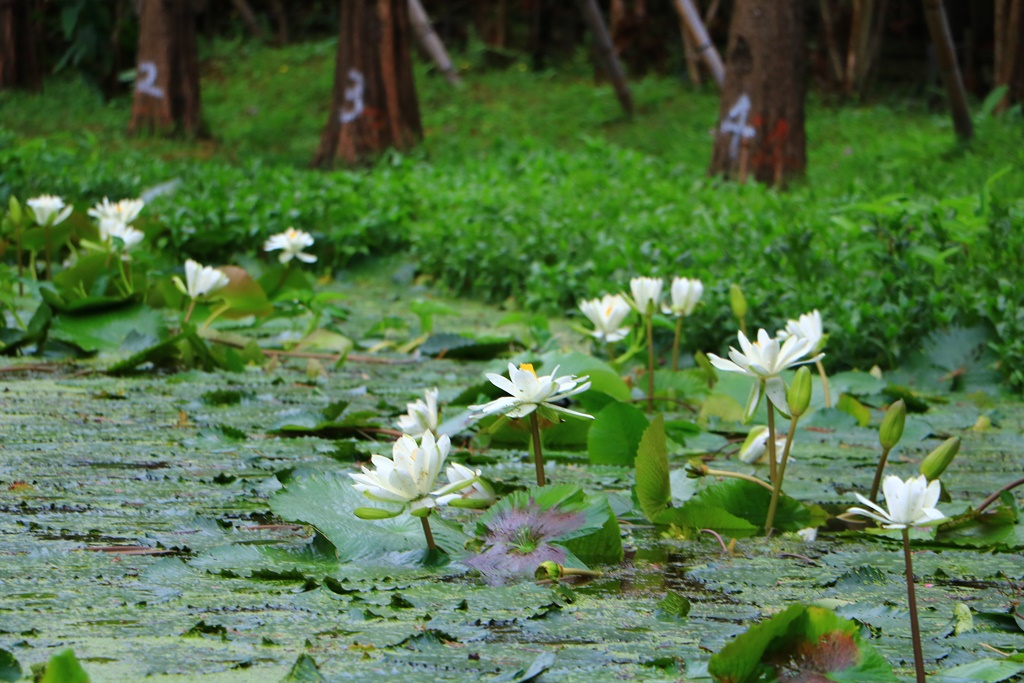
[720,93,756,159]
[339,69,365,124]
[136,61,164,99]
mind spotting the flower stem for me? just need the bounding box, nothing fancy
[766,400,778,486]
[607,341,615,364]
[977,476,1024,513]
[529,411,546,487]
[704,467,774,492]
[816,359,831,408]
[183,299,197,325]
[672,316,683,371]
[868,447,892,504]
[44,224,52,281]
[420,515,436,551]
[16,221,23,295]
[765,414,800,535]
[645,314,655,414]
[902,527,927,683]
[274,263,292,294]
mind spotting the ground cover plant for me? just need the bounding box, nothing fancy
[1,34,1024,683]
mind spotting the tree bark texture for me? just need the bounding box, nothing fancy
[921,0,973,141]
[0,0,41,91]
[995,0,1024,110]
[575,0,634,117]
[708,0,806,187]
[128,0,203,136]
[313,0,422,167]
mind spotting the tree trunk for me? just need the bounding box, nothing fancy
[995,0,1024,111]
[313,0,422,167]
[408,0,460,86]
[128,0,203,137]
[921,0,973,141]
[708,0,806,187]
[0,0,41,91]
[673,0,725,90]
[575,0,634,117]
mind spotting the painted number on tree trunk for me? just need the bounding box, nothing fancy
[720,94,755,159]
[339,69,365,124]
[136,61,164,99]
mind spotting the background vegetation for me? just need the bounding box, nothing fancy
[2,36,1024,386]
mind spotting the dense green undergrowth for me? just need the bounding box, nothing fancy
[2,39,1024,385]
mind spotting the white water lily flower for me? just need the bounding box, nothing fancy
[708,329,823,419]
[433,462,496,507]
[663,277,703,317]
[264,227,316,264]
[172,259,230,299]
[397,388,440,438]
[27,195,73,227]
[796,527,818,542]
[579,294,632,343]
[778,310,824,353]
[99,218,145,251]
[88,197,145,225]
[738,426,789,464]
[847,474,945,529]
[350,432,451,513]
[629,276,663,315]
[469,362,593,420]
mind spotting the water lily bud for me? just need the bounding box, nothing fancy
[878,399,906,451]
[685,458,709,479]
[535,561,564,581]
[353,506,402,520]
[920,436,960,481]
[729,283,747,320]
[787,367,812,417]
[8,196,23,224]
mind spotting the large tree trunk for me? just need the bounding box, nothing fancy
[708,0,806,187]
[313,0,422,167]
[0,0,41,91]
[128,0,203,136]
[995,0,1024,111]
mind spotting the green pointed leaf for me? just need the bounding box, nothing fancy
[40,649,90,683]
[561,494,623,565]
[635,414,670,522]
[709,605,896,683]
[280,654,326,683]
[217,265,273,318]
[587,401,649,466]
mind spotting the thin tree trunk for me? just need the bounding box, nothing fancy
[408,0,460,86]
[921,0,973,141]
[0,0,41,91]
[708,0,806,187]
[819,0,844,84]
[672,0,725,89]
[313,0,422,167]
[575,0,634,117]
[995,0,1023,111]
[844,0,874,96]
[269,0,288,45]
[228,0,266,41]
[681,20,702,86]
[128,0,203,137]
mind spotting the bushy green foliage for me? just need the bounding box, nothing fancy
[1,40,1023,385]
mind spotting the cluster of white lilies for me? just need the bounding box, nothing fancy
[347,274,954,683]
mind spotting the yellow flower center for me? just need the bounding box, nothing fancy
[518,363,537,377]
